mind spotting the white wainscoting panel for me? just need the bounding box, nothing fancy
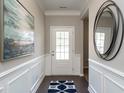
[30,62,41,89]
[30,61,44,93]
[89,66,103,93]
[0,87,4,93]
[7,69,30,93]
[0,56,45,93]
[89,59,124,93]
[104,75,124,93]
[88,84,97,93]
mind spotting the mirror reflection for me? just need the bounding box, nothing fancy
[95,11,114,54]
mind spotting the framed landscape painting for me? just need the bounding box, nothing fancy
[0,0,34,61]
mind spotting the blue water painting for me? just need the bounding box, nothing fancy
[3,0,34,61]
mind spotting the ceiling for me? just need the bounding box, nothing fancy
[44,0,82,10]
[36,0,89,15]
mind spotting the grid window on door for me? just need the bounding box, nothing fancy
[56,32,69,60]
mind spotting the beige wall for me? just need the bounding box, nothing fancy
[45,16,84,74]
[89,0,124,72]
[0,0,45,73]
[45,16,83,54]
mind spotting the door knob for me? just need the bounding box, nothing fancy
[51,54,54,56]
[51,51,55,56]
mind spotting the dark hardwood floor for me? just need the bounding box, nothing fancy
[36,76,89,93]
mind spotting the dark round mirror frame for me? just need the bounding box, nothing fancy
[93,0,124,61]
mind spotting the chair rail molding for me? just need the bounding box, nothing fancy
[0,56,43,79]
[89,59,124,93]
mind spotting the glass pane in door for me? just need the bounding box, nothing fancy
[56,32,69,60]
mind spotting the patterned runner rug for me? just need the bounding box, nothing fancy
[48,80,77,93]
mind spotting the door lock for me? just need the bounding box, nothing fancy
[51,51,55,56]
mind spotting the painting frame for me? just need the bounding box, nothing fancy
[0,0,35,62]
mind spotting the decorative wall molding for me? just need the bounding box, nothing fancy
[104,75,124,91]
[0,56,43,79]
[0,55,45,93]
[89,59,124,93]
[45,10,80,16]
[89,65,103,93]
[30,62,40,70]
[0,87,4,93]
[30,72,43,91]
[89,65,103,75]
[80,0,89,19]
[30,61,45,92]
[30,72,45,93]
[7,69,30,93]
[89,59,124,78]
[88,84,97,93]
[8,69,29,86]
[80,6,89,19]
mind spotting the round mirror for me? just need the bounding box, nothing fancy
[94,0,124,60]
[95,11,115,54]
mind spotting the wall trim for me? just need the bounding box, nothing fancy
[7,69,29,86]
[89,59,124,78]
[0,56,44,79]
[89,65,103,75]
[88,85,97,93]
[30,61,41,70]
[0,55,45,93]
[45,10,80,16]
[0,87,4,93]
[104,75,124,90]
[89,59,124,93]
[30,62,45,92]
[81,7,89,19]
[30,72,43,92]
[30,72,45,93]
[89,65,103,93]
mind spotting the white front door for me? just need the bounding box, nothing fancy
[50,26,74,75]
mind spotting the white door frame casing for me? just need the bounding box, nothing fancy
[50,26,75,75]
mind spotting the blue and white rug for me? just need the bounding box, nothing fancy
[48,80,77,93]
